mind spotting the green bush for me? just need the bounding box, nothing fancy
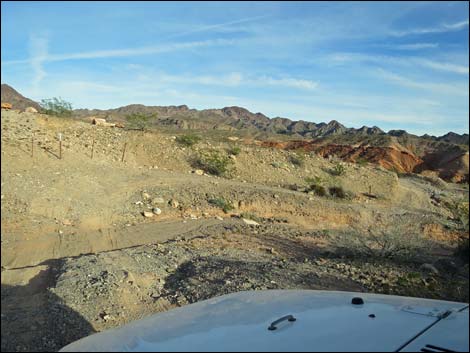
[208,197,234,213]
[330,162,346,176]
[329,186,346,198]
[356,158,368,167]
[305,176,324,185]
[227,145,241,156]
[125,112,157,131]
[289,154,305,167]
[240,212,262,222]
[310,184,327,197]
[193,150,234,177]
[176,134,201,147]
[40,97,72,117]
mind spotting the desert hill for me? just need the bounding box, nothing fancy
[1,83,468,182]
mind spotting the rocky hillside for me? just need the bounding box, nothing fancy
[0,84,42,111]
[1,84,468,182]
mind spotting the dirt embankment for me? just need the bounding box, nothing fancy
[258,140,468,181]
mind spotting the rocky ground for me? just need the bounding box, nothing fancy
[1,110,469,352]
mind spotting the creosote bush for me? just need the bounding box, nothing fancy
[227,145,241,156]
[288,154,305,167]
[329,186,347,198]
[40,97,72,117]
[330,219,434,261]
[310,184,327,197]
[193,150,234,177]
[330,162,346,176]
[176,134,201,147]
[125,112,157,131]
[208,198,234,213]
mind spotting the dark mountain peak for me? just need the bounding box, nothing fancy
[357,125,385,135]
[437,132,469,145]
[388,129,409,137]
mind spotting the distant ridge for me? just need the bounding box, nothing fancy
[1,83,468,145]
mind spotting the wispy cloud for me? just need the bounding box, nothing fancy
[3,14,272,66]
[381,43,439,50]
[153,72,318,90]
[4,38,234,66]
[375,68,468,95]
[29,34,48,92]
[328,52,469,75]
[390,19,469,37]
[162,14,272,40]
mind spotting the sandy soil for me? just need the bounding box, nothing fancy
[1,110,468,352]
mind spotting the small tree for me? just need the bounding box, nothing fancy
[125,112,157,131]
[176,134,201,147]
[40,97,72,117]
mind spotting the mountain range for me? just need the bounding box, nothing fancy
[1,83,468,182]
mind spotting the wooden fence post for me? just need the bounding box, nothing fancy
[91,135,95,159]
[121,142,127,162]
[59,133,62,159]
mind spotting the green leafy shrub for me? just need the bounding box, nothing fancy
[240,212,262,222]
[176,134,201,147]
[310,184,327,197]
[208,197,234,213]
[125,112,157,131]
[330,162,346,176]
[304,176,323,185]
[328,186,346,198]
[356,158,368,167]
[193,150,234,177]
[40,97,72,117]
[289,154,305,167]
[227,145,241,156]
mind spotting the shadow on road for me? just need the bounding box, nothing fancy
[1,259,95,352]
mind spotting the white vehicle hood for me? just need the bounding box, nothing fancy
[60,290,469,352]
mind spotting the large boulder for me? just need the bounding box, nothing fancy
[1,102,12,110]
[92,118,116,127]
[25,107,38,113]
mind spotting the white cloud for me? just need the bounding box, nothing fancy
[29,34,48,92]
[3,39,234,65]
[383,43,439,50]
[327,52,469,75]
[375,68,468,96]
[390,19,469,37]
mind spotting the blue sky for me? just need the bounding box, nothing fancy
[1,1,469,136]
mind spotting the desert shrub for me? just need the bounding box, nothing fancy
[288,153,305,167]
[310,184,327,197]
[328,186,346,198]
[330,221,433,261]
[125,112,157,131]
[271,162,282,168]
[448,200,469,262]
[240,212,262,222]
[330,162,346,176]
[305,176,323,185]
[193,150,234,177]
[176,134,201,147]
[227,145,241,156]
[40,97,72,117]
[356,158,368,167]
[208,197,234,213]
